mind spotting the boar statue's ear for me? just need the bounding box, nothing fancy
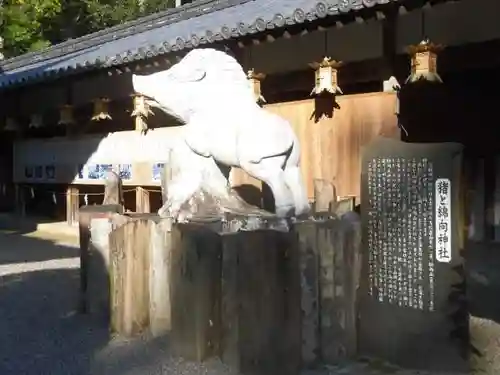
[175,68,206,83]
[190,68,207,82]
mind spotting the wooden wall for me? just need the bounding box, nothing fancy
[231,92,400,203]
[397,79,500,243]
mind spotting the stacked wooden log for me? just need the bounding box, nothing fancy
[79,179,362,375]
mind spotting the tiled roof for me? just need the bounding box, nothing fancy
[0,0,400,89]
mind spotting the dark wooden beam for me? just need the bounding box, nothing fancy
[263,38,500,97]
[382,6,398,79]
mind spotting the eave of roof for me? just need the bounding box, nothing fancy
[0,0,401,90]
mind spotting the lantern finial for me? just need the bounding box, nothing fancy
[91,98,112,121]
[58,105,75,126]
[406,38,444,84]
[29,114,44,129]
[4,117,20,131]
[247,69,266,105]
[309,57,343,96]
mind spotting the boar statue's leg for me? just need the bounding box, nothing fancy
[158,170,202,218]
[283,165,310,216]
[241,155,295,218]
[158,142,235,220]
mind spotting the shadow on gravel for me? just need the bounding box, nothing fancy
[465,241,500,374]
[0,231,79,265]
[6,227,500,374]
[465,241,500,323]
[0,213,46,234]
[0,233,108,375]
[0,228,231,375]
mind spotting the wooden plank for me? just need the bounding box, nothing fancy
[313,179,337,213]
[109,223,125,333]
[136,186,150,213]
[78,205,123,317]
[283,231,302,375]
[170,224,222,361]
[87,217,113,317]
[335,196,356,216]
[14,184,26,217]
[339,213,362,360]
[109,219,151,336]
[79,204,123,315]
[294,215,361,366]
[293,220,320,367]
[149,218,173,336]
[66,186,79,225]
[266,93,399,201]
[221,230,300,375]
[317,221,338,363]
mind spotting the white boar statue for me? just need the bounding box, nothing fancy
[132,48,310,219]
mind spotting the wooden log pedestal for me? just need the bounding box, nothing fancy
[219,226,300,375]
[295,213,362,367]
[105,209,362,375]
[107,214,301,375]
[79,204,123,316]
[109,214,174,337]
[79,171,124,317]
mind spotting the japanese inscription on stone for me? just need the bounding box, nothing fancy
[435,178,451,263]
[360,138,467,372]
[366,157,435,311]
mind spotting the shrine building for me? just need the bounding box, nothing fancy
[0,0,498,241]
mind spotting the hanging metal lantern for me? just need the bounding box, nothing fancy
[131,94,153,133]
[309,57,343,96]
[406,38,443,84]
[247,69,266,104]
[58,105,75,126]
[29,114,43,129]
[91,97,112,121]
[4,117,19,131]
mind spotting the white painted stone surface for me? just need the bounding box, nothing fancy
[132,48,310,219]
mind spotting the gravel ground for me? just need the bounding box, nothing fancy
[0,228,499,375]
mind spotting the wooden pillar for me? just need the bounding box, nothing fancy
[381,8,400,92]
[493,156,500,241]
[14,184,26,216]
[66,185,79,225]
[103,171,123,206]
[468,158,485,241]
[313,179,337,213]
[484,155,495,241]
[136,186,150,213]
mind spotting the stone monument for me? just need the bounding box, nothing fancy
[132,48,310,221]
[359,137,468,372]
